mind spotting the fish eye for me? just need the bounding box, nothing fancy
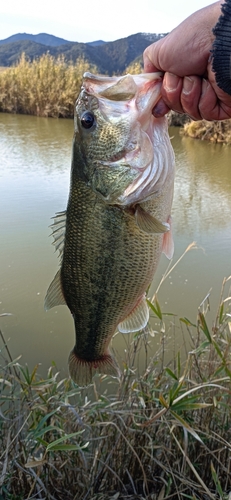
[80,111,95,129]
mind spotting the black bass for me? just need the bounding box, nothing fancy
[45,72,175,386]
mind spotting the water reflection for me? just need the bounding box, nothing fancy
[0,112,73,175]
[171,128,231,237]
[0,114,230,377]
[151,128,231,335]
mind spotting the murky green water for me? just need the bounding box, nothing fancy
[1,113,231,377]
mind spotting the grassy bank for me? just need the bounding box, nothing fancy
[1,54,230,145]
[168,112,231,145]
[182,119,231,145]
[1,275,231,499]
[0,54,143,119]
[0,54,96,118]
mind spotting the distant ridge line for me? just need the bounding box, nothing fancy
[0,31,166,75]
[0,33,106,47]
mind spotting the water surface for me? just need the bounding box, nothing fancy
[1,113,231,377]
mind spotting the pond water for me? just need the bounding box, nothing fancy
[0,112,231,378]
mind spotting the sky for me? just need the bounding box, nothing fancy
[1,0,215,43]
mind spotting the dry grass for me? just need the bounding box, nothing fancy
[0,53,97,118]
[1,270,231,499]
[0,54,144,120]
[182,119,231,145]
[124,60,143,75]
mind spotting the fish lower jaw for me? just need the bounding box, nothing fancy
[99,145,140,167]
[68,348,119,387]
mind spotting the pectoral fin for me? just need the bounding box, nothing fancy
[118,295,149,333]
[44,269,66,311]
[135,205,170,234]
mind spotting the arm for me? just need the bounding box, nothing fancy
[143,0,231,120]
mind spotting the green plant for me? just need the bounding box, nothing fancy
[1,262,231,498]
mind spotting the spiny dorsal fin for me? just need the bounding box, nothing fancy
[44,269,66,311]
[50,211,66,259]
[135,204,170,234]
[118,295,149,334]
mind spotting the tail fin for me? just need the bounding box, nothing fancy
[68,348,120,387]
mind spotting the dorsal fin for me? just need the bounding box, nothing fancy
[50,211,66,259]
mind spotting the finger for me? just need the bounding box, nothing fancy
[161,73,184,114]
[199,79,231,120]
[152,98,170,118]
[143,52,160,73]
[180,75,203,120]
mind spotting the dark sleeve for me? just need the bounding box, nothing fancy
[212,0,231,95]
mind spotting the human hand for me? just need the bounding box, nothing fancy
[143,1,231,120]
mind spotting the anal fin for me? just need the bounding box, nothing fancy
[118,295,149,333]
[135,205,170,234]
[44,269,66,311]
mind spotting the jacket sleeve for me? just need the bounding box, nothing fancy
[212,0,231,95]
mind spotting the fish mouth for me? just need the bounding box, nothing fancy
[108,149,127,163]
[82,72,163,126]
[101,144,143,169]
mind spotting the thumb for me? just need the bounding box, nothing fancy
[143,41,163,73]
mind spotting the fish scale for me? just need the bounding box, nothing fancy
[63,180,156,352]
[45,72,175,386]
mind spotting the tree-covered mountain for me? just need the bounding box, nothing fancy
[0,33,73,47]
[0,32,166,74]
[0,33,107,47]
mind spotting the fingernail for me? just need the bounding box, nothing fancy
[202,78,210,95]
[183,76,194,95]
[164,73,179,92]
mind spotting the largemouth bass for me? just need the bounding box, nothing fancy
[45,72,175,386]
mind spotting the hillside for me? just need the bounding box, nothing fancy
[0,32,166,75]
[0,41,51,66]
[0,32,106,47]
[0,32,73,46]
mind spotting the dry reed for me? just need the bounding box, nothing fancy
[1,271,231,499]
[182,119,231,144]
[0,53,96,118]
[0,54,144,120]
